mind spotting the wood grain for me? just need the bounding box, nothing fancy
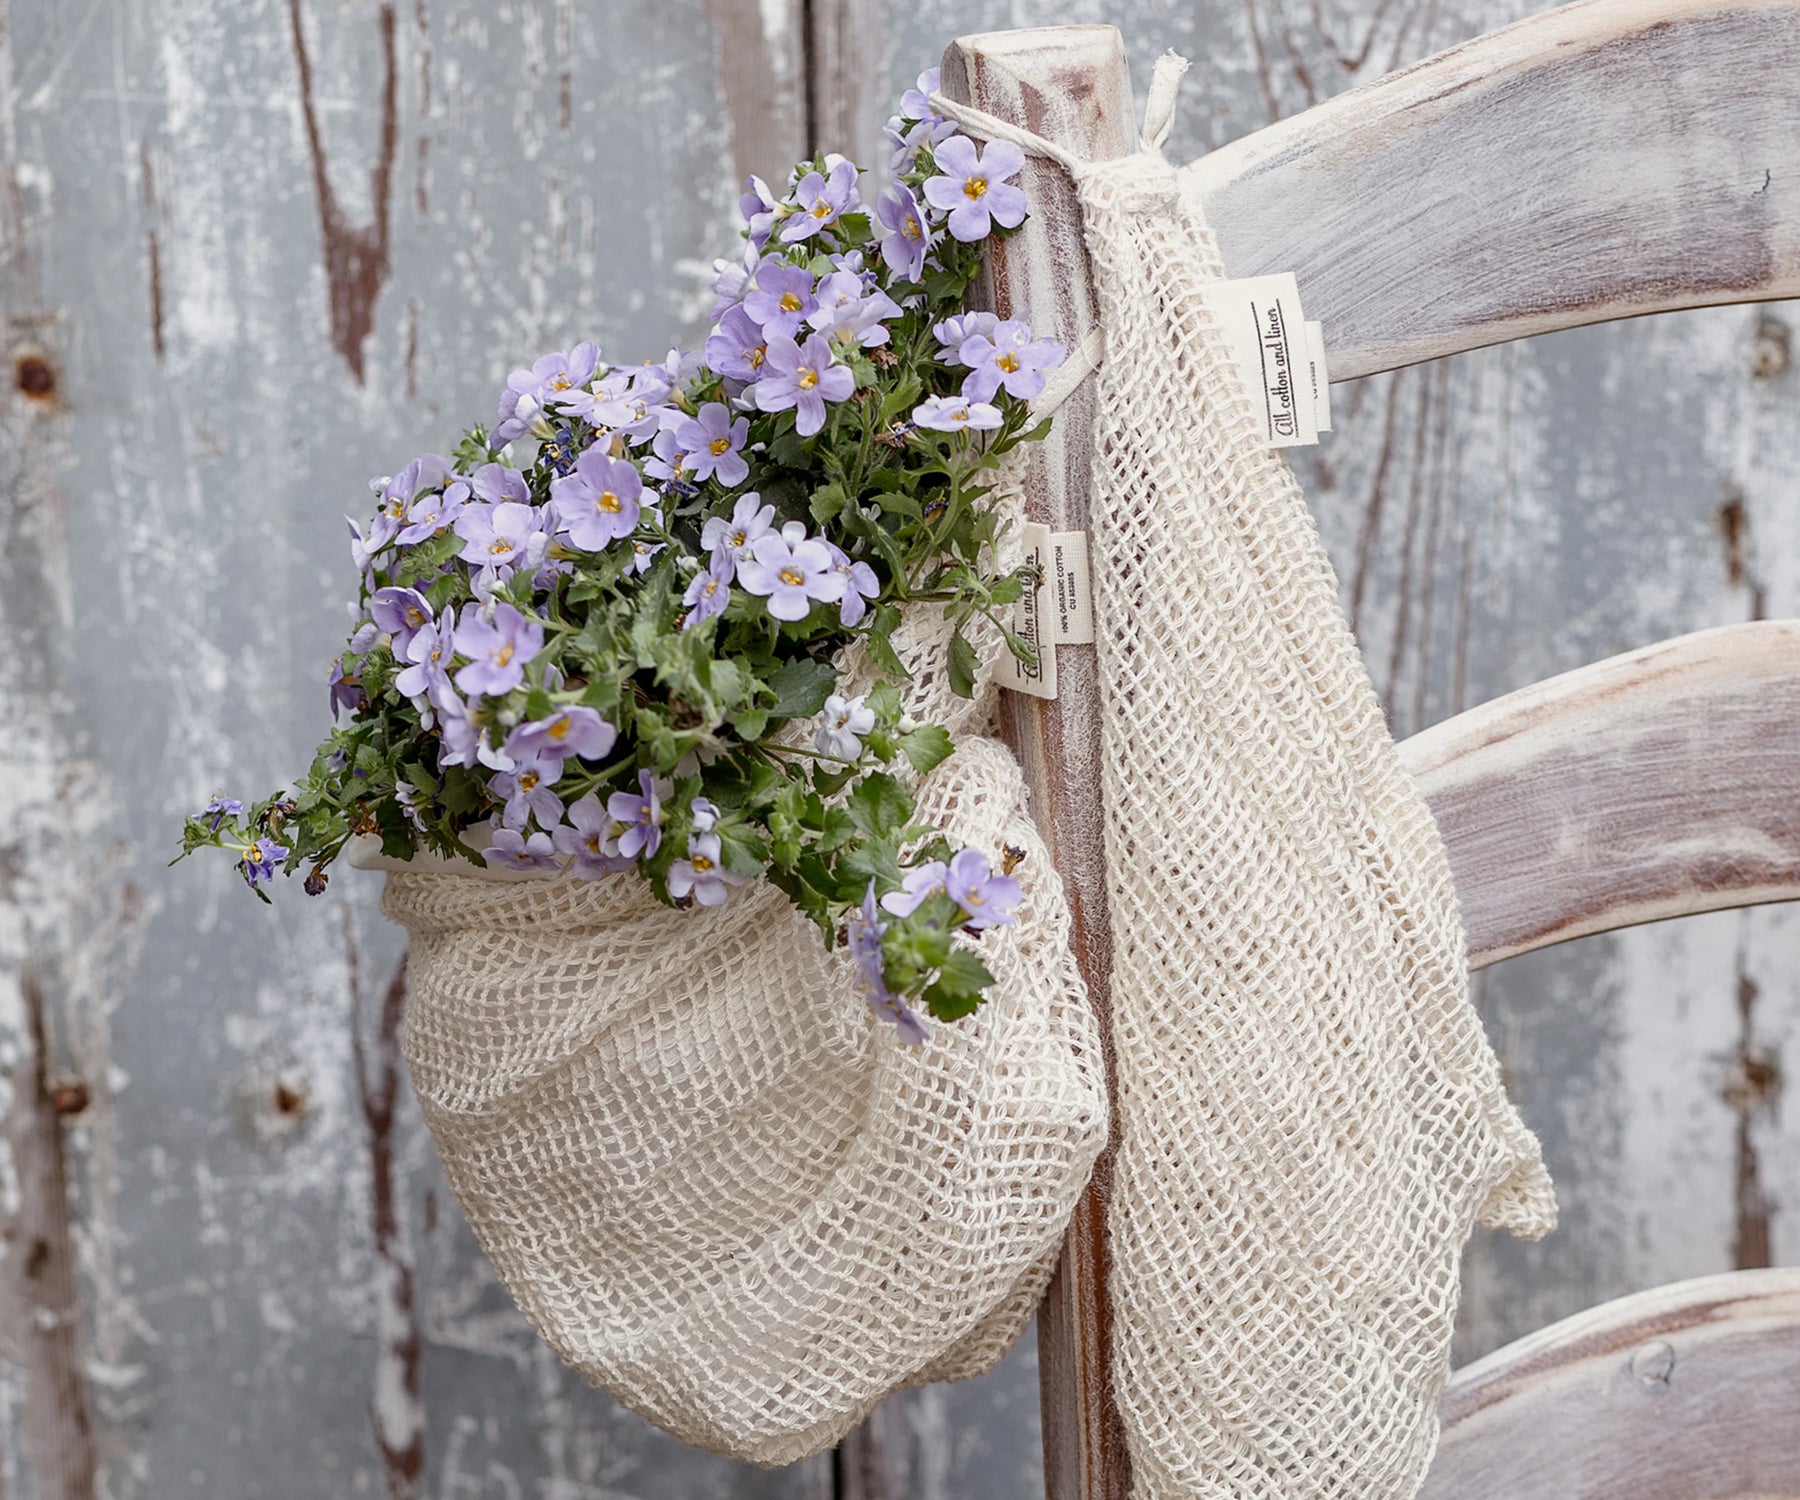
[1401,620,1800,968]
[1188,0,1800,379]
[1422,1267,1800,1497]
[939,27,1137,1500]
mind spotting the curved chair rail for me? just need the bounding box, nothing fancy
[1188,0,1800,379]
[1399,620,1800,969]
[1422,1267,1800,1497]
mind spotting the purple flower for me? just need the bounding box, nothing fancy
[626,537,664,575]
[743,264,818,340]
[644,426,692,486]
[491,759,565,831]
[575,368,671,441]
[454,501,539,568]
[876,184,929,282]
[959,319,1066,403]
[682,549,734,627]
[922,136,1028,242]
[394,779,429,832]
[436,693,514,772]
[780,158,860,244]
[607,770,662,861]
[885,112,956,175]
[881,860,948,918]
[668,831,745,907]
[397,479,470,545]
[740,175,781,247]
[483,827,560,871]
[554,793,631,879]
[328,657,365,716]
[395,617,456,704]
[735,520,846,622]
[241,837,287,889]
[203,794,244,831]
[495,343,600,444]
[808,270,901,350]
[705,304,772,383]
[900,68,941,121]
[677,403,749,486]
[690,797,720,833]
[701,491,775,566]
[505,705,617,770]
[933,312,998,364]
[346,515,384,573]
[753,334,855,438]
[850,884,928,1045]
[827,543,880,626]
[469,462,530,507]
[453,602,544,698]
[914,395,1004,432]
[945,848,1021,930]
[551,450,642,551]
[816,692,874,760]
[370,586,433,652]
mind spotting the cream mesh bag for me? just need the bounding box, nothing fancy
[932,53,1557,1500]
[364,607,1108,1465]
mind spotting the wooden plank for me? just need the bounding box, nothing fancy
[938,28,1136,1500]
[1188,0,1800,379]
[1421,1267,1800,1498]
[1400,620,1800,969]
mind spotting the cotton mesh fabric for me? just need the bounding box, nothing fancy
[365,603,1108,1465]
[935,54,1555,1500]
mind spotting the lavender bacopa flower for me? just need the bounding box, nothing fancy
[900,67,941,121]
[689,797,720,833]
[550,450,642,551]
[881,860,948,918]
[576,368,672,442]
[959,319,1066,403]
[876,183,930,282]
[607,769,662,861]
[328,657,366,716]
[644,427,692,486]
[850,883,928,1046]
[743,263,818,340]
[626,537,665,575]
[677,403,749,486]
[705,304,771,382]
[505,705,617,770]
[913,394,1004,432]
[436,693,514,772]
[394,617,456,704]
[483,827,560,871]
[826,543,880,627]
[203,794,244,831]
[454,500,539,568]
[453,601,544,698]
[469,462,531,508]
[922,136,1028,242]
[816,692,875,760]
[753,334,855,438]
[667,831,745,907]
[396,479,469,545]
[808,270,901,350]
[701,491,776,567]
[491,759,565,831]
[780,157,860,244]
[495,342,599,443]
[945,848,1021,930]
[681,549,734,627]
[735,520,846,621]
[241,837,287,889]
[932,312,999,365]
[370,586,433,652]
[554,794,630,879]
[740,175,781,247]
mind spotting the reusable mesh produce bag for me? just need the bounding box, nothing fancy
[932,53,1556,1500]
[364,608,1108,1465]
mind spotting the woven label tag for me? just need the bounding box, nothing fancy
[1198,273,1330,447]
[1000,523,1094,699]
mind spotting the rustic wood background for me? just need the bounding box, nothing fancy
[0,1,1791,1497]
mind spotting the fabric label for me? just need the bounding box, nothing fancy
[1000,523,1094,699]
[1197,273,1331,447]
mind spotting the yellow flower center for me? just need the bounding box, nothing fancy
[780,291,803,312]
[548,717,572,741]
[702,578,719,597]
[998,352,1020,372]
[709,436,730,455]
[728,529,747,548]
[966,888,985,905]
[598,490,621,513]
[797,368,819,390]
[585,834,602,854]
[811,201,831,219]
[551,375,572,390]
[903,216,921,240]
[963,176,987,200]
[405,605,426,627]
[692,854,714,873]
[952,407,970,423]
[488,538,512,554]
[496,645,515,666]
[779,567,805,587]
[749,345,766,370]
[519,770,539,791]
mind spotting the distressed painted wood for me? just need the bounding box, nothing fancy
[939,29,1138,1500]
[1421,1267,1800,1497]
[1188,0,1800,379]
[1401,620,1800,969]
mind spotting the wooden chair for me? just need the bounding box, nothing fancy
[937,5,1800,1496]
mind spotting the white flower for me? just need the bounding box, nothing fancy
[816,692,876,760]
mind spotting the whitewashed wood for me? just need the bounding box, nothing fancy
[1421,1267,1800,1497]
[1188,0,1800,379]
[1401,620,1800,969]
[940,28,1137,1500]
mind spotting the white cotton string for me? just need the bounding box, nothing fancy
[1031,326,1105,420]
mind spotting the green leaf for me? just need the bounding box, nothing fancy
[946,627,979,700]
[846,771,914,839]
[898,724,954,776]
[923,947,996,1022]
[764,657,839,719]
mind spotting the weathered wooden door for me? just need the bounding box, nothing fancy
[0,2,1791,1497]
